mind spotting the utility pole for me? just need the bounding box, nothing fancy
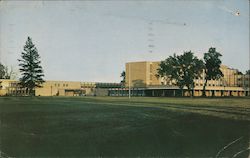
[51,85,52,96]
[129,63,131,99]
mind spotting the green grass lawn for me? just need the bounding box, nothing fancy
[0,97,249,157]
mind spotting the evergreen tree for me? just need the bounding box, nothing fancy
[18,37,45,95]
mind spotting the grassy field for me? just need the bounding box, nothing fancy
[0,97,249,157]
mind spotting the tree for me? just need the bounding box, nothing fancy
[158,51,204,96]
[18,37,45,96]
[5,66,18,80]
[235,70,243,75]
[0,63,6,79]
[3,67,10,79]
[120,70,126,87]
[246,70,250,75]
[0,62,12,79]
[202,47,223,96]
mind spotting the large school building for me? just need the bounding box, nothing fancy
[109,61,250,97]
[1,61,249,97]
[0,80,120,96]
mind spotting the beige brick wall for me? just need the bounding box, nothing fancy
[149,62,161,85]
[0,80,115,96]
[35,81,81,96]
[125,62,147,87]
[125,61,161,87]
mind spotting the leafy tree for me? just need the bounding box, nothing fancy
[158,51,204,96]
[0,64,3,88]
[120,70,126,87]
[0,63,6,79]
[246,70,250,75]
[6,66,18,80]
[3,67,10,79]
[0,63,11,79]
[202,47,223,96]
[18,37,45,96]
[235,70,243,75]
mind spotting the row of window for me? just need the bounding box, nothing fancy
[195,83,221,86]
[54,83,68,87]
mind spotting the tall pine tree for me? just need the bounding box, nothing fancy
[18,37,45,96]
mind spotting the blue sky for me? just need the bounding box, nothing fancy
[0,0,249,82]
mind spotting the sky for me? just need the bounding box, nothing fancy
[0,0,249,82]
